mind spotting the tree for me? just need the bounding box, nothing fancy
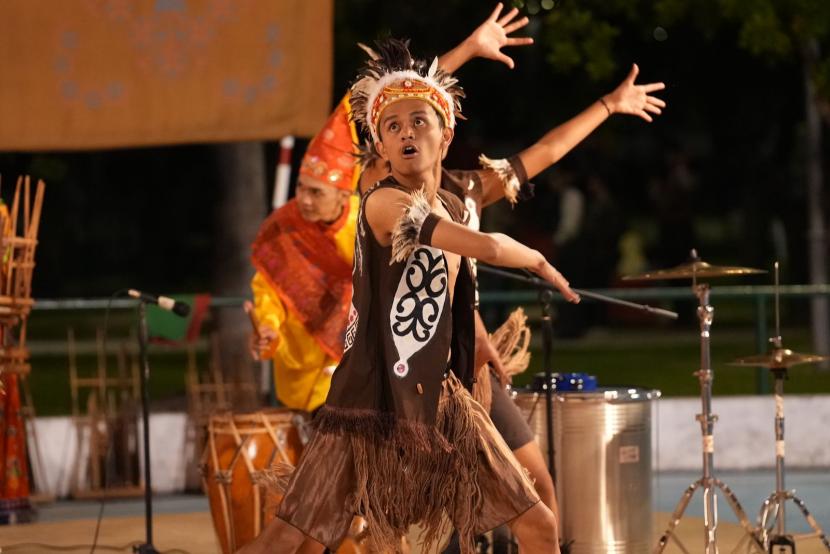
[213,141,268,405]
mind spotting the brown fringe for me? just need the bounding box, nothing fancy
[313,404,452,454]
[257,461,295,492]
[427,377,484,554]
[276,378,485,554]
[490,307,532,378]
[472,363,493,412]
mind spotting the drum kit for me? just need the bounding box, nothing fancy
[622,252,830,553]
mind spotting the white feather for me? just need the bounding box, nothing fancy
[357,42,380,61]
[428,57,439,79]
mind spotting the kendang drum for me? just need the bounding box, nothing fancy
[202,409,310,554]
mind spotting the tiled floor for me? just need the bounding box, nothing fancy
[655,470,830,535]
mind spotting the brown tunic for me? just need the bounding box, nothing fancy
[275,178,538,553]
[322,178,476,425]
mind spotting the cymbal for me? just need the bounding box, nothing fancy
[728,348,830,369]
[623,259,766,281]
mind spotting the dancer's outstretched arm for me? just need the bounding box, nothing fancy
[479,63,667,207]
[364,186,579,302]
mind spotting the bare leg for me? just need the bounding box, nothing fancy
[235,516,321,554]
[508,501,560,554]
[512,440,559,517]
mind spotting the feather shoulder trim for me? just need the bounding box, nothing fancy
[390,189,431,264]
[479,154,521,205]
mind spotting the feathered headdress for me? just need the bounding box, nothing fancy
[350,38,465,145]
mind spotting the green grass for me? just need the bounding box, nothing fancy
[23,308,209,416]
[19,310,830,416]
[512,326,830,397]
[26,351,197,416]
[27,309,137,340]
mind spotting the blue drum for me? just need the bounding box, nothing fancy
[531,371,598,392]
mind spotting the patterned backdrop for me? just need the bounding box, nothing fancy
[0,0,332,150]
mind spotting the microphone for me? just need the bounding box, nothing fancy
[127,289,191,317]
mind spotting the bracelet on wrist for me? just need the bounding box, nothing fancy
[599,97,612,116]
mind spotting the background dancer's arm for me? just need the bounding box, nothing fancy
[479,64,667,207]
[249,272,282,360]
[438,3,533,73]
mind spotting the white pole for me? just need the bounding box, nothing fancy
[272,135,295,209]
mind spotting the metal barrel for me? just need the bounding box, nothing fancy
[512,387,660,553]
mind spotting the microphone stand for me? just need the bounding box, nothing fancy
[476,265,678,487]
[135,300,159,554]
[539,288,557,474]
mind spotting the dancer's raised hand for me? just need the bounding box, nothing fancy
[462,2,534,69]
[602,63,666,122]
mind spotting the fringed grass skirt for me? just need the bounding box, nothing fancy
[275,373,539,553]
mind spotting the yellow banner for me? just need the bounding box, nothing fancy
[0,0,332,150]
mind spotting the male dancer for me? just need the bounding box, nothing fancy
[356,5,666,527]
[242,39,578,554]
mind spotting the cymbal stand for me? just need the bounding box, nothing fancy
[756,263,830,553]
[656,282,763,553]
[757,363,830,552]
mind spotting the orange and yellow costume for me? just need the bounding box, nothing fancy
[250,97,359,412]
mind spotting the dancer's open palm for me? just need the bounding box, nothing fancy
[465,3,534,69]
[604,64,666,122]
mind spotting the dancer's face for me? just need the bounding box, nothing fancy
[375,99,453,178]
[295,176,349,224]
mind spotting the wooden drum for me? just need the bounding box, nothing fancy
[201,409,310,554]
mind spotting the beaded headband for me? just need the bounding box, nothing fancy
[350,39,464,144]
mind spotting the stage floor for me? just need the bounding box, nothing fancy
[2,512,828,553]
[1,471,828,553]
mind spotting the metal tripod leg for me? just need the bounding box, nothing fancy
[656,478,703,554]
[759,491,830,551]
[756,368,830,552]
[712,478,764,548]
[758,491,830,553]
[656,477,764,554]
